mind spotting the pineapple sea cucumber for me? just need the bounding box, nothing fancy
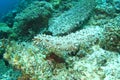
[48,0,96,36]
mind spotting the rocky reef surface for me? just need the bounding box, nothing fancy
[0,0,120,80]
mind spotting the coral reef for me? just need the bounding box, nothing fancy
[3,25,120,79]
[3,40,120,80]
[0,23,12,39]
[12,1,53,40]
[49,0,61,7]
[1,0,37,28]
[95,0,120,15]
[48,0,96,36]
[3,41,53,79]
[17,0,36,11]
[0,23,11,32]
[1,0,120,80]
[0,59,21,80]
[1,10,18,27]
[49,46,120,80]
[95,0,116,15]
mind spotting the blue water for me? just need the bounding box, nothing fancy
[0,0,20,19]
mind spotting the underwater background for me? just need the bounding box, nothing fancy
[0,0,120,80]
[0,0,19,20]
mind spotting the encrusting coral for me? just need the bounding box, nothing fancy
[48,0,96,36]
